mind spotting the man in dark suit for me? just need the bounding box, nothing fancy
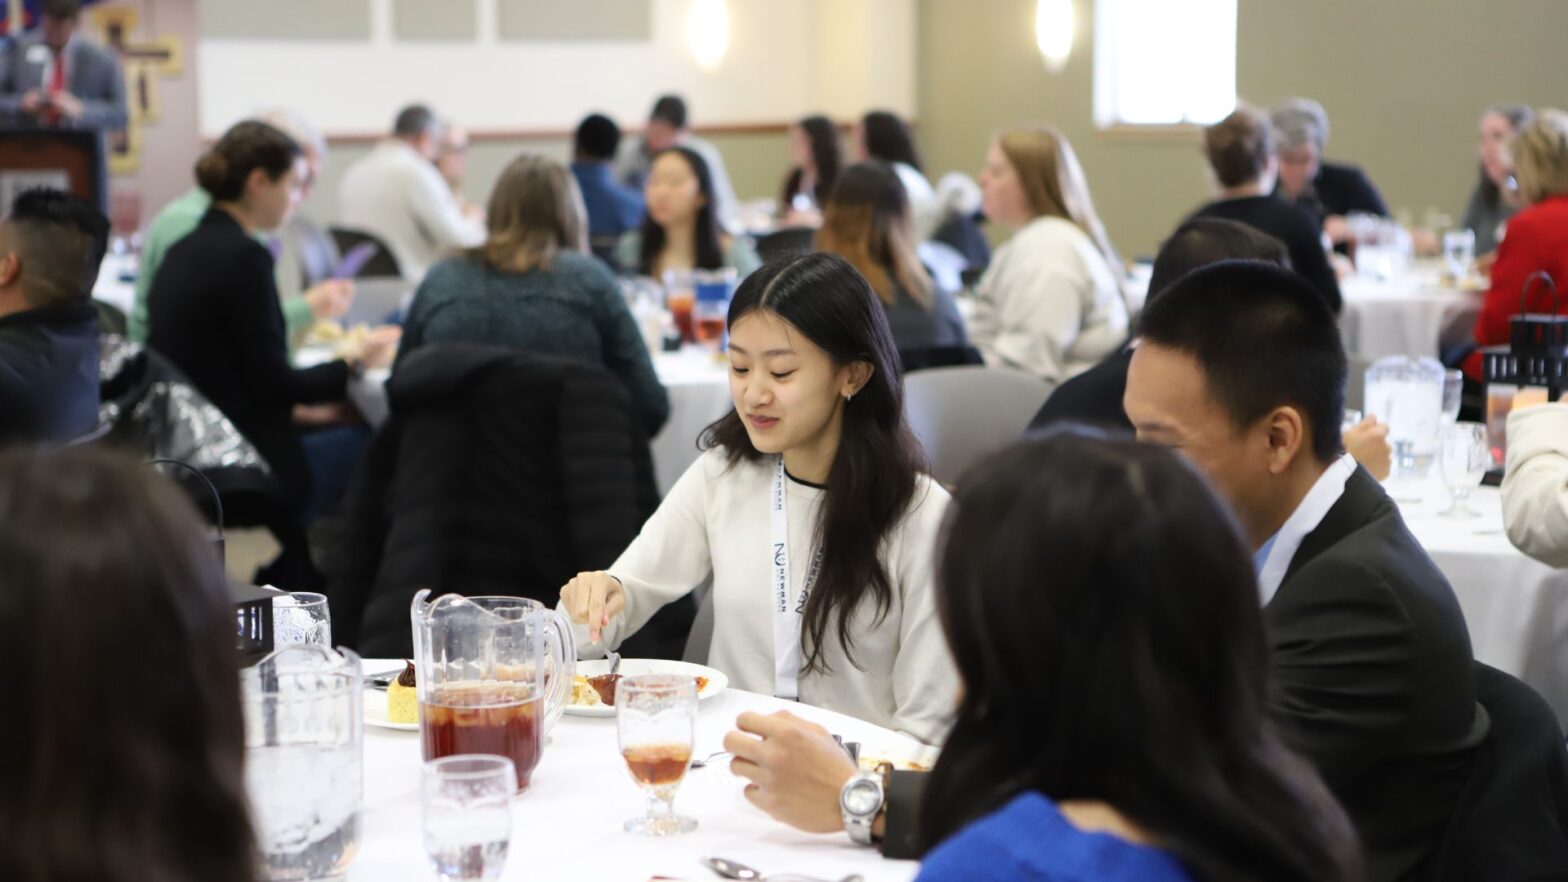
[1122,261,1486,881]
[721,262,1486,882]
[0,0,126,132]
[0,187,108,447]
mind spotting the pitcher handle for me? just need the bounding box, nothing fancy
[542,609,578,734]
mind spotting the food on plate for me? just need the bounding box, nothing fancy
[387,660,418,724]
[570,673,711,708]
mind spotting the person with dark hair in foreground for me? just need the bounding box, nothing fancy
[912,433,1359,880]
[571,112,645,243]
[1126,261,1484,880]
[0,187,107,446]
[560,253,956,741]
[0,446,256,882]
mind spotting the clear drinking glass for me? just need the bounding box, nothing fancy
[272,591,331,647]
[1441,369,1464,425]
[1443,228,1476,279]
[1438,422,1490,519]
[423,755,515,882]
[617,674,698,836]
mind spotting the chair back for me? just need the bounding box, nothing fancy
[754,226,816,264]
[903,365,1053,486]
[1429,662,1568,881]
[328,227,403,278]
[287,215,342,288]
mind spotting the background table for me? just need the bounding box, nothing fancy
[1394,480,1568,725]
[353,660,920,882]
[1340,267,1481,364]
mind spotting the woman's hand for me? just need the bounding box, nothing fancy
[305,279,355,320]
[560,571,625,643]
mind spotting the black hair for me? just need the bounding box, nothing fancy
[0,446,256,882]
[1137,260,1346,462]
[194,120,301,203]
[861,110,923,174]
[781,115,844,209]
[921,431,1361,881]
[3,187,109,307]
[650,94,688,130]
[575,113,622,162]
[42,0,80,19]
[636,146,725,275]
[1147,217,1289,303]
[393,104,438,138]
[700,253,923,673]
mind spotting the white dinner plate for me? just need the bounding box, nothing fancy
[565,658,728,718]
[363,688,419,731]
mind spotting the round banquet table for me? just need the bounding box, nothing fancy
[1391,479,1568,726]
[352,660,920,882]
[1337,266,1481,363]
[294,347,732,497]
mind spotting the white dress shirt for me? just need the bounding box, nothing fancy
[1255,454,1358,605]
[337,139,483,281]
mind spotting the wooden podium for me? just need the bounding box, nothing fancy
[0,127,109,213]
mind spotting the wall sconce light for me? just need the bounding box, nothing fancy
[1036,0,1074,73]
[688,0,730,72]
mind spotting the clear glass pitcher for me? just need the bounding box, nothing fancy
[241,643,363,882]
[1364,355,1445,478]
[410,590,577,792]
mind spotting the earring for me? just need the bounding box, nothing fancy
[844,392,854,403]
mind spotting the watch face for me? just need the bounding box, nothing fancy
[843,779,881,815]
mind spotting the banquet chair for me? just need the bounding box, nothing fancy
[328,227,403,278]
[754,226,816,264]
[1345,354,1372,412]
[1428,663,1568,881]
[903,366,1053,487]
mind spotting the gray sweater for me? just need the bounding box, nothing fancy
[396,250,670,434]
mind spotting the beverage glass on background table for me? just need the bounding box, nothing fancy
[272,591,332,647]
[1364,356,1444,478]
[1441,369,1463,425]
[1439,422,1490,519]
[411,591,576,793]
[617,674,698,836]
[663,269,697,344]
[692,268,737,354]
[1443,228,1476,280]
[242,644,363,881]
[423,755,515,882]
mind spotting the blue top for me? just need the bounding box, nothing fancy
[395,250,670,435]
[915,792,1193,882]
[572,161,646,240]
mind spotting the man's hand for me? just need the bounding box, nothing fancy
[50,91,84,121]
[20,89,43,115]
[304,279,355,320]
[1345,415,1392,481]
[1324,214,1352,245]
[724,710,858,835]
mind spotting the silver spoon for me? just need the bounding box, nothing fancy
[606,650,622,676]
[702,856,862,882]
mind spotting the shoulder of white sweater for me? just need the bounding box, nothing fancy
[1507,404,1568,463]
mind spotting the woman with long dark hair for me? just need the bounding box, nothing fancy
[616,146,761,281]
[780,114,843,219]
[0,447,256,882]
[915,433,1361,882]
[561,253,956,740]
[857,110,939,239]
[816,161,967,351]
[1462,103,1534,256]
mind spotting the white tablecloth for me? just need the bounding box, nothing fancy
[1339,267,1481,363]
[1393,480,1568,724]
[353,659,919,882]
[92,252,138,320]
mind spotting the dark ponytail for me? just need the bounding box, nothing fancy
[195,120,301,202]
[699,253,923,673]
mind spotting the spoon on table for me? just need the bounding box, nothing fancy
[702,856,863,882]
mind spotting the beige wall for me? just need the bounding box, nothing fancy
[916,0,1568,259]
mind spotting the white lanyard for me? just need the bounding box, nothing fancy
[770,456,821,700]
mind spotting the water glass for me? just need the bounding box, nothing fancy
[1438,422,1490,519]
[273,592,331,647]
[423,756,515,882]
[617,674,698,836]
[1441,369,1463,425]
[1443,228,1476,279]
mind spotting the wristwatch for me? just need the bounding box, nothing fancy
[839,770,885,845]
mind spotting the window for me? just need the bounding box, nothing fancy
[1092,0,1237,128]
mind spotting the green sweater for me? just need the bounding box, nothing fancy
[131,189,314,345]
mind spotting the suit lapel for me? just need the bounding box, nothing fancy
[1279,467,1386,587]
